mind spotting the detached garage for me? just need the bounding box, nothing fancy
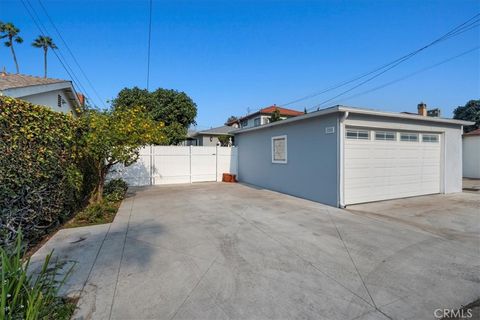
[234,105,473,207]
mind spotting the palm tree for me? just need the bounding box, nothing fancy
[32,36,57,78]
[0,22,23,74]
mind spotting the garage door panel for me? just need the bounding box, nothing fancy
[344,132,441,205]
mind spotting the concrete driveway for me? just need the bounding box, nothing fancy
[32,183,480,320]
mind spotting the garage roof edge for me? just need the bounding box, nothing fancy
[232,105,474,134]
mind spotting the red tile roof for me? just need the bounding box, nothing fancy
[464,128,480,136]
[259,105,304,116]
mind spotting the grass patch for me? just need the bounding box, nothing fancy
[66,179,128,228]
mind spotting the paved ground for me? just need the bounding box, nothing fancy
[31,183,480,320]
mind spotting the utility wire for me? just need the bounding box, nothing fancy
[20,0,95,106]
[37,0,106,108]
[279,13,479,109]
[308,18,479,111]
[146,0,153,90]
[324,46,480,107]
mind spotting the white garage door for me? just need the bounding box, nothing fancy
[344,128,441,205]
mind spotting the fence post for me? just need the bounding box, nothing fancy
[189,145,192,184]
[150,145,153,186]
[216,145,219,182]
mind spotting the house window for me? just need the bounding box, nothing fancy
[346,129,369,140]
[400,132,419,142]
[241,119,248,127]
[254,117,261,127]
[422,134,439,143]
[375,131,396,141]
[272,135,287,164]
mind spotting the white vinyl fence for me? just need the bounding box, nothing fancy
[108,146,238,186]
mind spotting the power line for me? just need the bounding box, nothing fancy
[20,0,95,106]
[306,17,480,111]
[324,46,480,107]
[146,0,153,90]
[279,13,479,109]
[37,0,106,108]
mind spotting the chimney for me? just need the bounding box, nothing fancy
[417,102,427,116]
[76,93,85,107]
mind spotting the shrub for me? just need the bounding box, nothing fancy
[0,96,86,248]
[103,179,128,202]
[0,232,75,320]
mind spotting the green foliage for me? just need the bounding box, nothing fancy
[453,99,480,133]
[112,87,197,144]
[103,179,128,202]
[0,232,74,320]
[68,179,127,227]
[217,135,232,146]
[82,106,165,202]
[0,96,86,247]
[270,108,282,123]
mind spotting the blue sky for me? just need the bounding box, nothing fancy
[1,0,479,128]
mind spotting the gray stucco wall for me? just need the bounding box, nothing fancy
[345,113,464,193]
[198,135,220,146]
[235,114,339,206]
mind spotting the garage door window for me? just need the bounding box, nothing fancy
[272,135,287,164]
[375,131,396,141]
[422,134,439,143]
[400,133,418,142]
[346,129,369,140]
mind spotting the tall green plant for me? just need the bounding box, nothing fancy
[32,36,57,78]
[82,106,166,202]
[0,22,23,73]
[0,232,74,320]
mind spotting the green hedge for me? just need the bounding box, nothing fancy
[0,96,89,247]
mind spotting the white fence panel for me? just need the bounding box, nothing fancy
[108,146,152,186]
[152,146,191,185]
[217,147,238,181]
[108,146,238,186]
[191,146,217,182]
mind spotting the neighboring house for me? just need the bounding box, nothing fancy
[462,128,480,179]
[0,71,83,116]
[191,125,234,146]
[227,105,303,129]
[234,103,473,207]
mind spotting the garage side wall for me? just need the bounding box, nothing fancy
[463,136,480,179]
[345,114,463,193]
[235,114,339,206]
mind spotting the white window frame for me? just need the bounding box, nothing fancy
[422,134,439,143]
[346,129,370,140]
[240,119,248,127]
[400,132,419,142]
[271,135,287,164]
[254,117,261,127]
[375,131,396,141]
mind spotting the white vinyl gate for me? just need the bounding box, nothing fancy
[109,146,238,186]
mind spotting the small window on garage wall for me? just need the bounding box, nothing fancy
[272,135,287,164]
[254,118,261,127]
[400,132,419,142]
[422,134,439,143]
[346,129,369,140]
[375,131,396,141]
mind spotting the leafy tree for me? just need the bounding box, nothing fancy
[82,106,166,202]
[112,87,197,144]
[0,22,23,73]
[32,35,57,78]
[270,108,282,122]
[453,99,480,133]
[217,135,232,146]
[226,115,238,124]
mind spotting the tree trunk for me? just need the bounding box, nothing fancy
[10,41,19,74]
[44,48,47,78]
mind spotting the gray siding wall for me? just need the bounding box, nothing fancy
[235,114,339,206]
[345,114,464,193]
